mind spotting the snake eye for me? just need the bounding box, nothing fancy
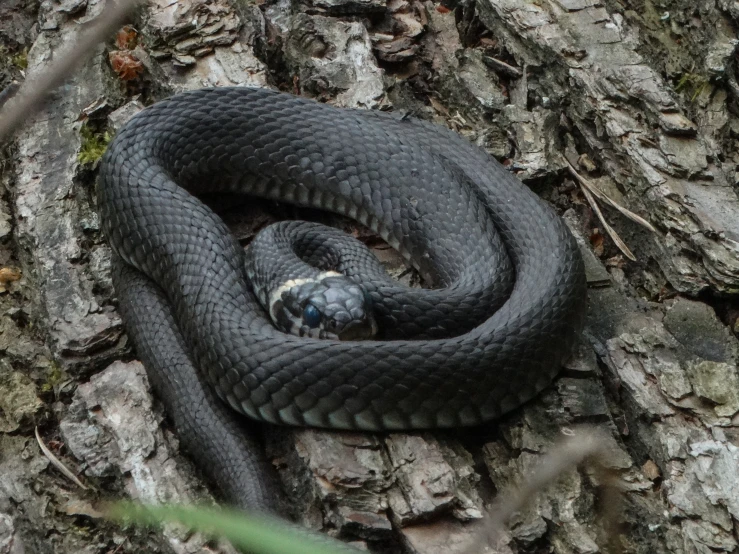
[302,304,321,328]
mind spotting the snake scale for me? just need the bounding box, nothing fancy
[99,86,587,510]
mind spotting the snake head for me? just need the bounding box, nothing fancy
[269,273,377,341]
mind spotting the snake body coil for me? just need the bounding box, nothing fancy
[100,87,586,434]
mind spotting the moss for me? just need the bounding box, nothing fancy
[78,125,111,166]
[11,50,27,69]
[0,46,28,70]
[40,362,63,394]
[674,72,710,101]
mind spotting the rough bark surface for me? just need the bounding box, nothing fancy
[2,0,739,552]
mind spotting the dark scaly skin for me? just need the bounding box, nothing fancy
[99,86,586,437]
[112,259,282,513]
[246,220,508,340]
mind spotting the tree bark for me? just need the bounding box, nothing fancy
[1,0,739,552]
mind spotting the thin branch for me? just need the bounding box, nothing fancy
[0,0,145,143]
[483,56,523,78]
[463,427,624,554]
[35,426,88,490]
[566,159,658,261]
[566,159,658,233]
[581,181,637,261]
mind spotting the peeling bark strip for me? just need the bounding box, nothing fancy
[61,361,240,554]
[2,0,739,552]
[12,1,126,373]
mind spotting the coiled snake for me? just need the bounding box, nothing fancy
[99,86,587,509]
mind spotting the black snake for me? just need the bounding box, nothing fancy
[99,86,587,511]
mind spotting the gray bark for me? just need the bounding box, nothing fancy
[2,0,739,553]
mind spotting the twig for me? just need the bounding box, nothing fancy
[566,159,658,261]
[0,0,145,143]
[581,182,637,261]
[463,427,624,554]
[35,426,88,490]
[566,160,657,233]
[483,56,523,78]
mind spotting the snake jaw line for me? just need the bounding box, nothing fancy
[266,270,376,340]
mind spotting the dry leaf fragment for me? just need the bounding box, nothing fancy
[577,153,597,172]
[109,50,144,81]
[642,459,661,481]
[428,96,450,117]
[0,266,21,287]
[590,229,605,256]
[115,25,138,50]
